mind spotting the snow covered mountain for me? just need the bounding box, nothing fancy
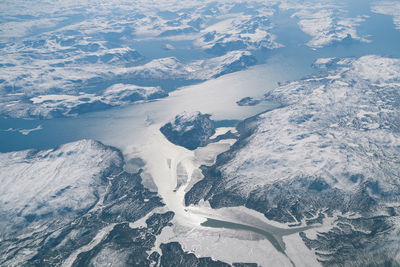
[0,50,256,119]
[0,0,373,119]
[2,0,400,266]
[0,139,261,266]
[186,55,400,265]
[0,140,164,265]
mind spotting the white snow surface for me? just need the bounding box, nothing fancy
[290,7,368,48]
[0,140,122,237]
[219,55,400,198]
[372,1,400,30]
[168,111,203,132]
[119,50,255,81]
[0,0,375,119]
[122,125,321,266]
[1,49,255,118]
[194,13,282,51]
[23,84,165,118]
[0,0,282,119]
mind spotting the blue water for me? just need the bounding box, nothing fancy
[1,0,400,153]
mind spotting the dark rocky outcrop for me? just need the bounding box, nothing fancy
[160,111,215,150]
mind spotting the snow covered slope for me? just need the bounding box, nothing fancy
[0,0,374,119]
[0,50,256,119]
[186,55,400,265]
[0,140,120,236]
[0,140,165,266]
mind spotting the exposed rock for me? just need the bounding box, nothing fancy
[0,140,163,266]
[236,97,261,106]
[160,111,215,150]
[185,56,400,265]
